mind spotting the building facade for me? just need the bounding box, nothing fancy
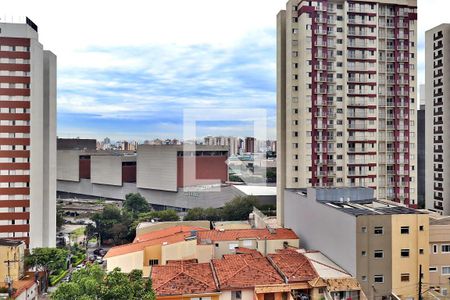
[277,0,418,224]
[429,215,450,296]
[284,187,429,300]
[417,85,425,208]
[0,18,56,248]
[425,24,450,215]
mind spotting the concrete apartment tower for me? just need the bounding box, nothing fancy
[0,18,56,247]
[277,0,418,225]
[425,24,450,215]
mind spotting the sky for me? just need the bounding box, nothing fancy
[1,0,447,141]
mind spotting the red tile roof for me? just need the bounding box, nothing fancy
[268,251,318,283]
[134,225,206,243]
[152,261,218,296]
[105,231,191,258]
[212,254,284,290]
[235,247,263,257]
[198,228,298,243]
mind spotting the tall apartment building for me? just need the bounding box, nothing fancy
[0,18,56,247]
[203,136,241,156]
[417,85,425,208]
[425,24,450,215]
[277,0,418,224]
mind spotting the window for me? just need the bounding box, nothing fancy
[419,249,424,255]
[442,245,450,253]
[361,276,367,281]
[361,251,366,256]
[401,273,410,282]
[419,225,424,231]
[374,227,383,235]
[433,244,438,254]
[374,275,384,283]
[401,249,410,257]
[400,226,410,234]
[233,291,242,300]
[374,250,384,258]
[229,243,239,250]
[442,267,450,275]
[149,259,159,266]
[429,267,437,272]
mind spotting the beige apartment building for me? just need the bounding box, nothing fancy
[277,0,418,225]
[284,187,429,300]
[428,215,450,295]
[425,24,450,215]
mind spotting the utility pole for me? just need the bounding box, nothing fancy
[4,255,20,298]
[418,264,423,300]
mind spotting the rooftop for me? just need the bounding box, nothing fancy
[198,228,298,243]
[233,185,277,196]
[152,261,218,296]
[0,239,25,247]
[212,254,284,290]
[268,250,317,283]
[134,225,206,243]
[322,200,424,216]
[105,227,201,258]
[302,251,351,279]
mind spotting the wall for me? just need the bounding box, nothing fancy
[177,156,228,188]
[91,155,122,186]
[57,179,241,210]
[137,145,177,192]
[106,251,143,273]
[429,222,450,291]
[390,214,429,299]
[284,189,357,275]
[161,240,198,264]
[136,221,210,237]
[219,290,254,300]
[56,150,80,182]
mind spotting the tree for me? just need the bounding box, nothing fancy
[92,205,134,245]
[51,265,156,300]
[221,196,258,221]
[183,207,220,222]
[56,205,65,230]
[26,247,69,291]
[123,193,151,215]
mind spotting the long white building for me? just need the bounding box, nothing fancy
[425,24,450,215]
[277,0,418,224]
[0,18,56,247]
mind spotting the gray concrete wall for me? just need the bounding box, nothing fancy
[57,179,241,210]
[57,150,80,182]
[137,145,177,192]
[91,155,122,186]
[284,189,357,275]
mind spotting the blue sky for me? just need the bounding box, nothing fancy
[2,0,447,141]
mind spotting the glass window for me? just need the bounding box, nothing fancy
[442,245,450,253]
[442,267,450,275]
[374,226,383,235]
[374,250,383,258]
[400,226,410,234]
[401,249,410,257]
[401,273,410,282]
[374,275,384,283]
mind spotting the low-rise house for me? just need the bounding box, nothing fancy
[212,253,285,300]
[104,225,212,276]
[0,240,40,299]
[105,226,299,276]
[152,260,220,300]
[150,249,365,300]
[198,228,299,258]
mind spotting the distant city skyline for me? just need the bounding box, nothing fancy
[1,0,447,140]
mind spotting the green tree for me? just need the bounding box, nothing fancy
[183,207,220,222]
[56,205,64,230]
[221,195,258,221]
[51,265,156,300]
[123,193,151,215]
[26,247,69,291]
[92,205,135,245]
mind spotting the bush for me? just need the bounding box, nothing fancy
[50,269,69,286]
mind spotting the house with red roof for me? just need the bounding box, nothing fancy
[104,224,299,277]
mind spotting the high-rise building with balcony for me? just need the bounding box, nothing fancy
[0,18,56,247]
[277,0,418,224]
[425,24,450,215]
